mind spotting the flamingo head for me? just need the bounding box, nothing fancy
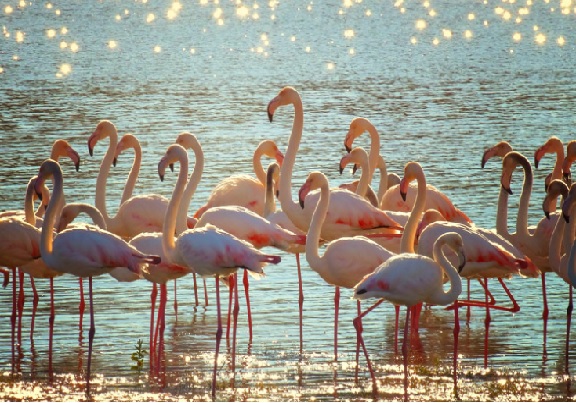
[88,120,116,157]
[267,86,299,122]
[481,140,512,168]
[51,139,81,172]
[175,132,200,150]
[298,171,325,208]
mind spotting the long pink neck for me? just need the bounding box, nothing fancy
[95,131,118,224]
[162,148,189,261]
[120,139,142,205]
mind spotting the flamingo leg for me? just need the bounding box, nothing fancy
[334,286,340,362]
[542,273,549,321]
[242,270,253,342]
[29,276,39,341]
[352,298,383,392]
[394,305,400,354]
[0,267,9,288]
[158,283,167,375]
[453,299,460,398]
[150,283,157,372]
[48,277,55,380]
[402,307,411,402]
[484,278,490,369]
[296,253,304,354]
[193,273,199,307]
[212,277,223,400]
[567,285,573,369]
[11,267,16,374]
[173,279,178,319]
[232,273,240,389]
[17,270,24,347]
[226,276,234,343]
[204,279,209,307]
[466,279,471,324]
[86,276,95,397]
[78,278,85,334]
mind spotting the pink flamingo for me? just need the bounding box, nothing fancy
[159,144,282,399]
[298,171,396,362]
[267,87,403,241]
[88,120,170,239]
[193,139,284,219]
[343,117,471,224]
[35,158,160,396]
[353,231,465,400]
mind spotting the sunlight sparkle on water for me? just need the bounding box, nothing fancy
[415,19,427,30]
[535,32,546,44]
[557,36,566,46]
[146,13,155,23]
[108,40,118,49]
[513,31,522,42]
[4,5,13,14]
[15,31,24,43]
[344,29,354,38]
[46,29,56,38]
[442,29,452,39]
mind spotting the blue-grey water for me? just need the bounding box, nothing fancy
[1,0,576,401]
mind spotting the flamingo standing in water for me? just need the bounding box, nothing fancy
[88,120,170,239]
[353,231,465,400]
[343,117,471,224]
[298,171,396,362]
[158,144,282,399]
[34,158,160,396]
[193,139,284,218]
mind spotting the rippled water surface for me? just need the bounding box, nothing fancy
[1,0,576,401]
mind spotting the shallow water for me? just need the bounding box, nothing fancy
[1,0,576,401]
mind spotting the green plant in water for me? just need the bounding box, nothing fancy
[131,339,148,371]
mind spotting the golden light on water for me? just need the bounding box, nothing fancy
[61,27,68,34]
[326,62,335,70]
[59,41,67,49]
[432,37,440,45]
[4,5,13,14]
[557,36,566,46]
[344,29,354,38]
[154,45,162,53]
[349,48,355,54]
[442,29,452,39]
[513,32,522,42]
[15,31,24,43]
[468,13,476,20]
[535,32,546,44]
[146,13,155,23]
[415,19,427,30]
[236,5,249,18]
[46,29,56,39]
[70,42,79,52]
[305,46,311,53]
[56,63,71,78]
[464,29,473,39]
[410,36,417,44]
[0,66,4,74]
[108,40,118,49]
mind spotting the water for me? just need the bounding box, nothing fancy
[1,0,576,400]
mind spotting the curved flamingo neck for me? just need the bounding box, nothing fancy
[40,162,65,262]
[429,236,463,305]
[279,94,307,231]
[95,130,118,226]
[120,138,142,205]
[264,163,278,218]
[364,123,380,183]
[162,147,189,261]
[25,178,39,225]
[305,176,329,274]
[400,168,426,254]
[495,186,511,239]
[548,139,565,181]
[514,156,534,239]
[176,141,204,235]
[253,147,268,186]
[375,156,389,209]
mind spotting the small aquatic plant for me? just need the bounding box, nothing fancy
[131,339,148,371]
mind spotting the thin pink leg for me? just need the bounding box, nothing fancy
[334,286,340,362]
[78,278,85,333]
[394,305,400,354]
[352,298,384,392]
[193,274,199,307]
[232,273,240,388]
[226,276,233,343]
[29,276,39,341]
[542,273,549,321]
[566,285,573,368]
[204,279,209,306]
[212,277,223,400]
[48,278,55,378]
[17,270,24,346]
[86,277,95,397]
[453,299,460,395]
[158,283,167,373]
[173,279,178,319]
[11,267,16,373]
[402,306,411,402]
[242,270,253,341]
[466,279,471,324]
[150,283,157,372]
[484,278,490,369]
[296,253,304,354]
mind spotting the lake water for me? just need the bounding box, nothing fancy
[1,0,576,401]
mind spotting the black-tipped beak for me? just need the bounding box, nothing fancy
[356,288,367,295]
[75,160,80,172]
[339,165,344,175]
[159,173,165,182]
[534,157,540,169]
[268,110,274,123]
[545,211,550,219]
[169,163,174,172]
[345,144,352,153]
[458,252,466,273]
[400,190,407,202]
[113,157,117,167]
[502,184,513,195]
[299,198,305,208]
[88,146,94,157]
[564,213,570,223]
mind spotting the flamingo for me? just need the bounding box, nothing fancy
[545,180,576,360]
[34,158,160,396]
[562,140,576,186]
[128,134,204,371]
[342,116,471,224]
[88,120,170,239]
[193,139,284,218]
[267,86,403,241]
[263,161,308,352]
[353,231,465,400]
[158,144,282,399]
[298,171,395,361]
